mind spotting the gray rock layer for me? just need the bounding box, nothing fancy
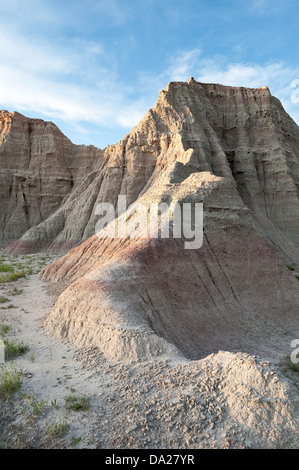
[0,110,104,248]
[2,82,299,260]
[1,81,299,364]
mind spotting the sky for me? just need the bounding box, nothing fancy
[0,0,299,148]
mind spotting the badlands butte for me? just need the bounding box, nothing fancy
[0,79,299,449]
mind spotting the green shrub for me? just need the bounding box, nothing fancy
[286,360,299,373]
[286,264,295,271]
[29,397,48,416]
[7,288,23,296]
[0,325,11,336]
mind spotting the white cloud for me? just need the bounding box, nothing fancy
[0,26,146,131]
[291,79,299,104]
[137,47,299,120]
[196,61,291,88]
[1,19,298,149]
[167,48,202,82]
[161,49,299,124]
[194,60,299,124]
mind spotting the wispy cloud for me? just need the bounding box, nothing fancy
[290,80,299,104]
[167,48,202,81]
[1,1,298,148]
[0,25,146,131]
[156,49,299,124]
[88,0,133,25]
[196,59,299,124]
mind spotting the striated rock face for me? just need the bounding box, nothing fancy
[0,110,104,250]
[34,80,299,362]
[3,82,299,258]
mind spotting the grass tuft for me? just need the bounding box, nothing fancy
[0,271,27,283]
[4,340,29,360]
[47,420,70,438]
[0,363,22,399]
[64,395,90,412]
[0,325,11,336]
[286,360,299,373]
[0,263,14,273]
[8,288,23,296]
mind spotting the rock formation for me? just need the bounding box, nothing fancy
[0,110,104,250]
[1,81,299,362]
[28,80,298,363]
[1,82,299,449]
[2,82,299,259]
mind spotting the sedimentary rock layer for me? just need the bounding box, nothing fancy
[2,81,299,361]
[41,161,299,361]
[0,110,103,249]
[3,81,299,259]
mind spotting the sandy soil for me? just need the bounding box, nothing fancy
[0,253,298,449]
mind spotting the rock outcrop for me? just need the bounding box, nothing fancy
[0,110,104,250]
[1,83,299,450]
[2,82,299,259]
[33,80,299,362]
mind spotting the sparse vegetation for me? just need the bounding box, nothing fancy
[0,263,14,273]
[0,256,36,283]
[8,288,23,296]
[71,437,81,447]
[0,363,22,398]
[29,397,48,416]
[29,353,35,362]
[65,395,90,412]
[4,339,29,360]
[0,325,11,336]
[47,420,70,438]
[51,398,58,409]
[22,394,48,417]
[0,271,27,283]
[0,296,9,304]
[286,359,299,374]
[286,264,295,271]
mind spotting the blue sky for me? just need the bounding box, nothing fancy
[0,0,299,148]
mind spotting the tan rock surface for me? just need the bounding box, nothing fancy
[1,81,299,362]
[35,81,299,363]
[0,110,103,250]
[1,81,299,448]
[3,81,299,260]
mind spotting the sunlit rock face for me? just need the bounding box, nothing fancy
[2,81,299,258]
[29,80,299,362]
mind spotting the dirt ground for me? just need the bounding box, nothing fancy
[0,252,298,449]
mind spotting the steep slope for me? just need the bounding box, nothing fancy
[3,80,299,259]
[41,158,299,361]
[2,80,299,362]
[0,110,104,250]
[39,80,299,362]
